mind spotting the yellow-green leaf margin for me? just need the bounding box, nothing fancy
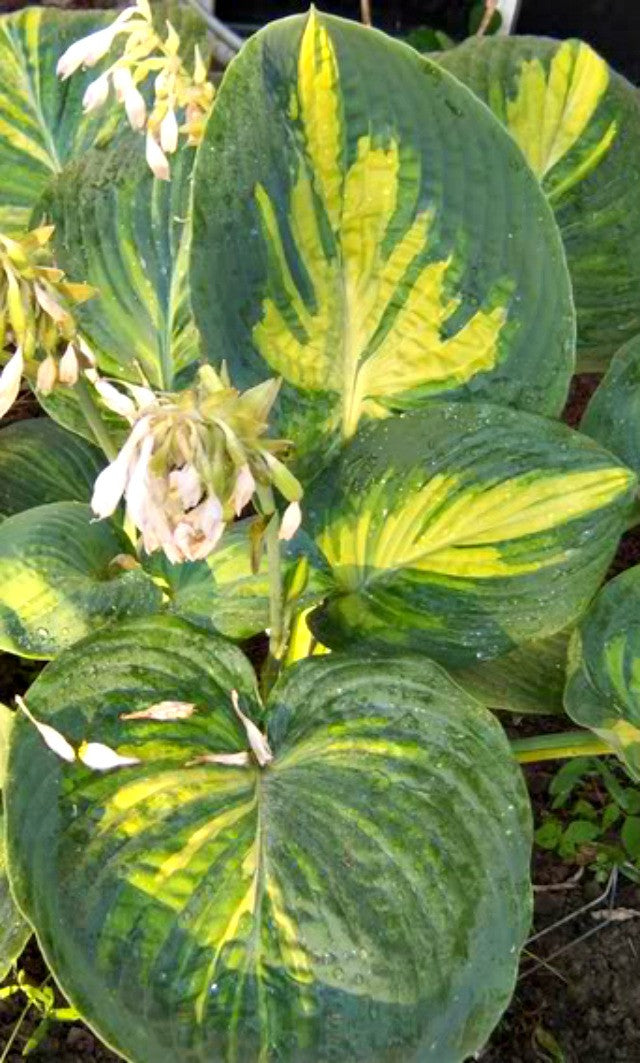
[438,36,640,369]
[190,11,574,477]
[306,401,636,667]
[565,565,640,781]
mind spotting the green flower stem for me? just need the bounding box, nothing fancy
[511,730,613,764]
[74,376,118,462]
[255,485,287,694]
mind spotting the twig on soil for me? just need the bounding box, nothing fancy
[591,907,640,922]
[526,867,618,946]
[533,868,584,893]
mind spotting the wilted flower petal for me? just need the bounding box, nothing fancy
[0,346,23,418]
[169,464,202,510]
[34,284,67,324]
[15,695,75,763]
[78,741,140,770]
[121,700,196,721]
[231,690,273,767]
[145,132,170,181]
[188,751,250,767]
[279,500,302,541]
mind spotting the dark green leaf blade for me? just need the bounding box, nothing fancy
[0,418,104,520]
[581,333,640,475]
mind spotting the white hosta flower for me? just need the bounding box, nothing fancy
[113,67,147,130]
[279,500,302,541]
[57,27,118,79]
[170,463,202,510]
[231,464,256,516]
[82,72,110,113]
[91,417,150,518]
[0,346,23,418]
[93,376,137,421]
[58,343,80,386]
[159,108,179,154]
[145,132,170,181]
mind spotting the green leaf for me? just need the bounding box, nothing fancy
[307,402,635,668]
[452,629,570,715]
[622,816,640,860]
[42,131,199,391]
[437,36,640,369]
[0,7,121,233]
[565,566,640,780]
[549,756,593,808]
[0,707,30,981]
[535,817,563,850]
[601,802,621,831]
[0,418,104,520]
[146,519,325,641]
[559,819,600,857]
[190,11,574,478]
[0,501,162,658]
[581,334,640,475]
[5,616,532,1063]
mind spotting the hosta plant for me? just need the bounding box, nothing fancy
[0,6,640,1062]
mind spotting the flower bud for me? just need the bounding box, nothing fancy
[279,500,302,541]
[145,132,170,181]
[159,107,179,154]
[36,354,59,396]
[82,72,110,113]
[58,343,80,386]
[0,346,23,419]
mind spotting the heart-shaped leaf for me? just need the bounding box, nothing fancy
[42,132,199,390]
[565,566,640,779]
[6,615,532,1063]
[0,706,29,980]
[581,333,640,476]
[0,7,121,233]
[190,11,574,477]
[306,402,635,667]
[437,36,640,369]
[0,501,162,658]
[453,630,571,715]
[0,418,104,520]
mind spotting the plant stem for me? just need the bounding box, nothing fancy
[0,999,30,1063]
[360,0,372,26]
[511,730,613,764]
[74,376,118,461]
[265,508,284,659]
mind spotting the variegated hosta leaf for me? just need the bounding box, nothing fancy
[0,501,162,658]
[191,11,574,476]
[42,132,199,390]
[453,630,571,715]
[581,334,640,476]
[6,616,532,1063]
[146,519,325,641]
[0,418,104,520]
[0,705,30,980]
[0,7,121,233]
[438,36,640,369]
[565,566,640,780]
[306,402,636,668]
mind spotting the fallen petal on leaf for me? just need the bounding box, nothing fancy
[121,700,196,722]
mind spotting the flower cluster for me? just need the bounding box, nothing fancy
[0,226,96,417]
[91,365,303,564]
[57,0,215,180]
